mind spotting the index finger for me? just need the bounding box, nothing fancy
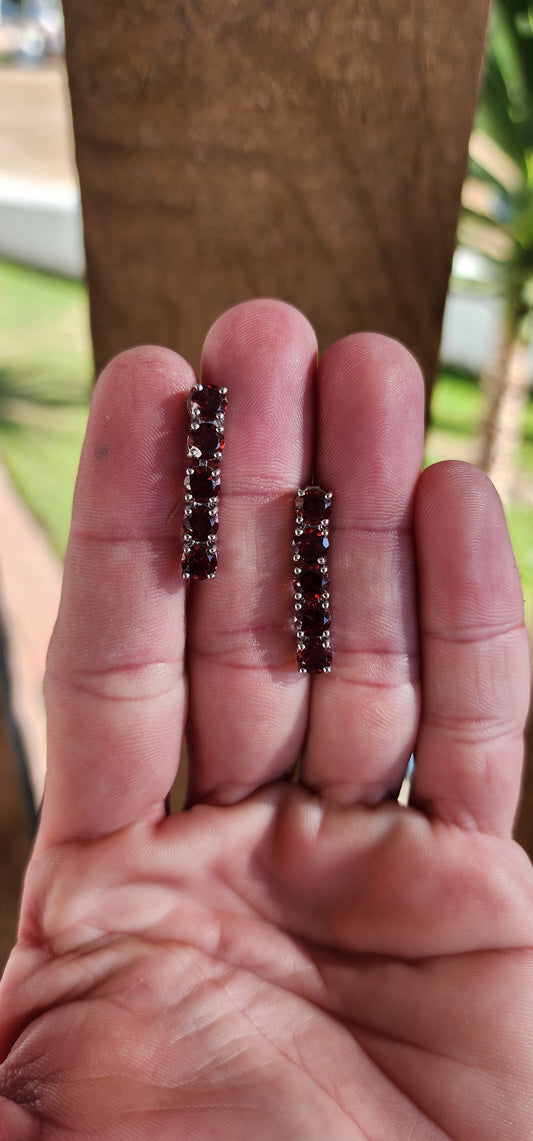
[40,347,193,847]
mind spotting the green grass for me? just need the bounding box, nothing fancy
[0,260,91,554]
[1,258,532,622]
[0,417,88,553]
[428,370,482,438]
[507,501,533,624]
[519,396,533,477]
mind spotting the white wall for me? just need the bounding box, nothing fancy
[0,175,85,278]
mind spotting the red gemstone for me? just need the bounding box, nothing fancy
[187,466,220,500]
[184,504,218,541]
[298,602,331,637]
[188,384,227,419]
[190,422,223,458]
[182,545,217,579]
[297,642,332,673]
[296,486,331,524]
[296,530,329,563]
[294,567,328,600]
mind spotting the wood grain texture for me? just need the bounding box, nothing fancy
[63,0,491,389]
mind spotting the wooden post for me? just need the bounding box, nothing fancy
[62,0,491,396]
[0,678,31,970]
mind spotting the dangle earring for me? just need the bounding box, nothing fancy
[292,485,333,673]
[182,382,227,580]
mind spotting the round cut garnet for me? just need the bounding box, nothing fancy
[190,422,223,458]
[298,602,331,637]
[294,567,328,600]
[187,466,220,500]
[182,545,217,579]
[297,642,332,673]
[296,530,329,564]
[188,384,227,419]
[185,504,218,541]
[296,486,331,524]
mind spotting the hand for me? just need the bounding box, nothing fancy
[1,300,532,1140]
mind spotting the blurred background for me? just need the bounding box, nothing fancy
[1,0,533,969]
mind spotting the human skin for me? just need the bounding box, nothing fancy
[0,299,532,1139]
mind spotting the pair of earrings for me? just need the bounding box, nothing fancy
[181,382,332,674]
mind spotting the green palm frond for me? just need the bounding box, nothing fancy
[460,0,533,301]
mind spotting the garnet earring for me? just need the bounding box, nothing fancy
[292,485,332,673]
[182,382,227,580]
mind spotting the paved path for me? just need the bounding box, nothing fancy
[0,61,72,967]
[0,416,63,969]
[0,60,77,184]
[0,463,62,807]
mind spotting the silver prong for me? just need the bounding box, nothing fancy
[219,386,228,395]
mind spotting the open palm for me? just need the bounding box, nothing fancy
[1,301,532,1140]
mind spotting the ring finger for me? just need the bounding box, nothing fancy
[301,333,425,802]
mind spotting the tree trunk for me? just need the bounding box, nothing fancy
[62,0,491,398]
[477,320,515,472]
[477,319,530,503]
